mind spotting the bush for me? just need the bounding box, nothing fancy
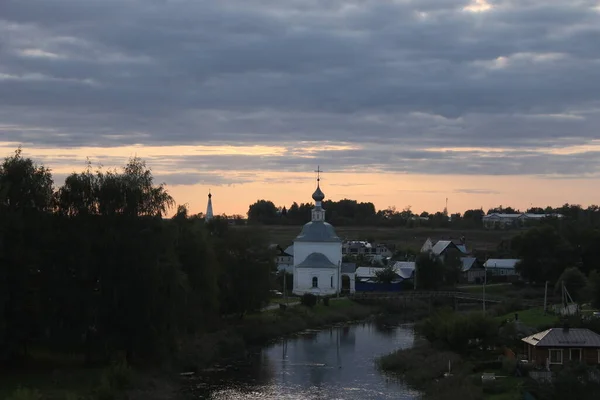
[300,293,317,308]
[501,356,517,375]
[323,296,330,306]
[6,388,42,400]
[94,356,133,400]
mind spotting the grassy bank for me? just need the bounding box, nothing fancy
[1,299,375,400]
[378,342,483,400]
[378,342,523,400]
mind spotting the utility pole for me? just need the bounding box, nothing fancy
[337,260,341,298]
[543,281,548,314]
[414,262,417,291]
[483,263,488,313]
[283,270,287,302]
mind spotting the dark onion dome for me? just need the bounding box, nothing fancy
[294,221,341,242]
[312,185,325,202]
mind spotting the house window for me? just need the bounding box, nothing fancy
[570,348,582,362]
[312,277,318,288]
[330,276,333,288]
[549,349,563,364]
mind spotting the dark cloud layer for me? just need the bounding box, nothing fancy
[1,0,600,177]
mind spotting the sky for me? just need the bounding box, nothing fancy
[2,0,600,216]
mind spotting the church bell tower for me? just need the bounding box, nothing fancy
[205,190,214,221]
[311,166,326,222]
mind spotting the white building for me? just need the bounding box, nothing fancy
[484,259,520,276]
[276,245,294,273]
[292,174,355,295]
[482,213,563,229]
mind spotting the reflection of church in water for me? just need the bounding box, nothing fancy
[280,326,357,388]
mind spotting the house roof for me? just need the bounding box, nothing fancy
[522,328,600,348]
[296,252,337,269]
[484,259,520,269]
[341,262,356,274]
[284,245,294,256]
[431,240,463,256]
[355,262,415,280]
[461,257,478,272]
[456,244,468,254]
[294,221,341,243]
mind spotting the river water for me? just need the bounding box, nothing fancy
[190,321,420,400]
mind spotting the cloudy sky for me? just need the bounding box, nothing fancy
[2,0,600,216]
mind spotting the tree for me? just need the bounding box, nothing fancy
[374,265,398,284]
[588,271,600,309]
[211,223,275,317]
[415,252,445,290]
[512,225,575,283]
[0,147,54,212]
[56,161,98,216]
[555,267,588,302]
[443,248,463,285]
[247,200,278,224]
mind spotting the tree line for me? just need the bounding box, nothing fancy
[247,199,600,229]
[0,148,274,366]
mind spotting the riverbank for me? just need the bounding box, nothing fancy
[1,298,379,400]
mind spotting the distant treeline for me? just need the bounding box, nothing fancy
[247,199,600,229]
[0,148,274,366]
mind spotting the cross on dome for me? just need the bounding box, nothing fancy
[312,165,325,202]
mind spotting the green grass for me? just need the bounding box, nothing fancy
[495,307,558,329]
[241,225,516,252]
[0,366,103,400]
[459,284,514,295]
[268,296,298,306]
[483,376,523,400]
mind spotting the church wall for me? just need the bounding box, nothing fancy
[293,267,339,296]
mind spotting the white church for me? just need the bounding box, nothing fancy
[292,171,355,295]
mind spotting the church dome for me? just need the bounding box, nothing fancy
[312,185,325,202]
[294,221,341,243]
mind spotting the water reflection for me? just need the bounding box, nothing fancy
[192,322,420,399]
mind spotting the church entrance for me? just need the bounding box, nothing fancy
[341,275,351,293]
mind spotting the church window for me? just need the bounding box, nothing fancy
[312,277,318,288]
[330,276,333,288]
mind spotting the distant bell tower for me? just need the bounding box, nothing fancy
[206,190,214,221]
[311,166,326,222]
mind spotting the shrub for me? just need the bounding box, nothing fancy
[501,356,517,375]
[300,293,317,308]
[94,356,133,400]
[6,388,42,400]
[323,296,330,306]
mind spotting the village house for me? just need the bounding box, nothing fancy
[461,257,485,283]
[421,238,469,261]
[522,327,600,368]
[482,213,564,230]
[342,241,393,259]
[484,258,520,277]
[273,244,294,273]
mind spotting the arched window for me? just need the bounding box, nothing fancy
[312,276,318,288]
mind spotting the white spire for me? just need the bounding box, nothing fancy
[206,190,214,221]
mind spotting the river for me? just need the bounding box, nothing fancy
[189,321,420,399]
